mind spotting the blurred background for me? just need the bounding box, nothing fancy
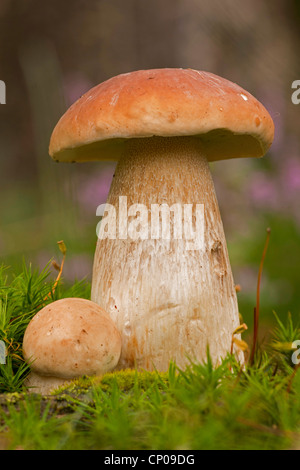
[0,0,299,337]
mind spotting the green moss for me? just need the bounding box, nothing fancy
[51,369,170,397]
[100,368,169,391]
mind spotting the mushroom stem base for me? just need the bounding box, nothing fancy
[25,372,71,395]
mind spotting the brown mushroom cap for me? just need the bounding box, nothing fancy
[23,298,122,379]
[49,68,274,163]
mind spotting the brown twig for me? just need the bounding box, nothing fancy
[249,228,271,366]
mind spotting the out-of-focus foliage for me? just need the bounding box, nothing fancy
[0,0,299,332]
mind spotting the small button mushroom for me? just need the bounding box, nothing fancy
[23,298,122,394]
[49,68,274,371]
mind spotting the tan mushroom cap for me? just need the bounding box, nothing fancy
[49,68,274,163]
[23,298,122,379]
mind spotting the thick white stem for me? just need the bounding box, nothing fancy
[91,137,242,370]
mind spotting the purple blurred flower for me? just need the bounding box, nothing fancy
[78,166,115,212]
[62,254,93,282]
[282,157,300,191]
[248,173,278,208]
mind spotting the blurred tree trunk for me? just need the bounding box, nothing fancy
[19,39,77,241]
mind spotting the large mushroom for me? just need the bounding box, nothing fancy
[49,68,274,371]
[23,298,122,394]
